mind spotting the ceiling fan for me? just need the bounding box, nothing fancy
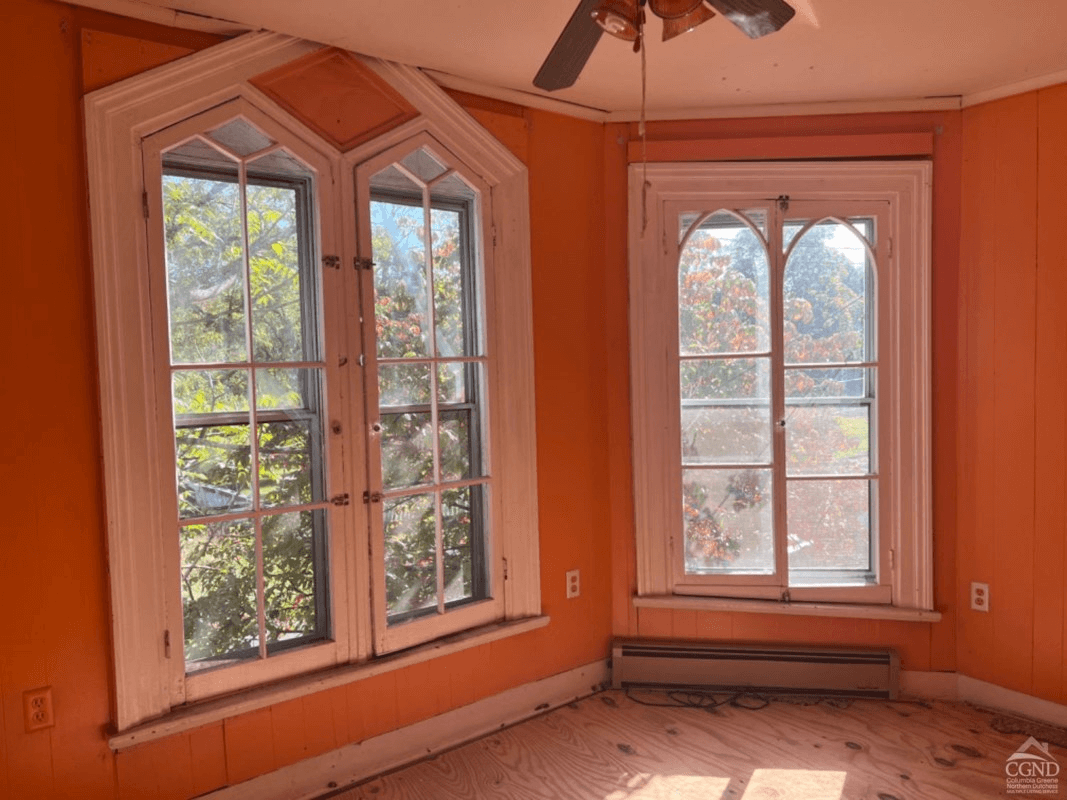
[534,0,797,91]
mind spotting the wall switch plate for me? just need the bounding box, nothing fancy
[24,687,54,732]
[566,569,580,599]
[971,581,990,612]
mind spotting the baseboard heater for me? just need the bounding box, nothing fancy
[612,639,899,699]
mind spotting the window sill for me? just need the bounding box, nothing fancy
[108,615,550,752]
[633,594,941,623]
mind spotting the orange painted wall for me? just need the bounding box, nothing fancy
[604,111,964,674]
[0,1,611,797]
[957,87,1067,704]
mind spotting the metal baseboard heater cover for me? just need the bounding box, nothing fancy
[612,639,899,699]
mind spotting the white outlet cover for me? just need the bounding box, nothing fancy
[566,569,580,599]
[970,581,989,612]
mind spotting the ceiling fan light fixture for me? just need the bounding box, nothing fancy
[648,0,703,19]
[591,0,640,41]
[661,2,716,39]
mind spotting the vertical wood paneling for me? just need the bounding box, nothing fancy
[270,699,308,769]
[188,724,228,797]
[990,94,1038,694]
[224,708,276,785]
[1034,85,1067,704]
[302,687,347,758]
[958,100,999,684]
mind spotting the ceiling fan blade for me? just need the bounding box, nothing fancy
[533,0,605,91]
[704,0,796,38]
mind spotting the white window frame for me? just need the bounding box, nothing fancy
[86,32,540,733]
[629,161,933,613]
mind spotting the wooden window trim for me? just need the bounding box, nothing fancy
[86,31,540,733]
[628,161,933,612]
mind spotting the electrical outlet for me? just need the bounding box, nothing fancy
[23,687,54,732]
[566,569,580,599]
[971,581,990,612]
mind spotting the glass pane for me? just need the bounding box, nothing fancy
[207,118,274,156]
[379,363,431,407]
[247,182,309,362]
[431,207,469,357]
[679,211,770,355]
[371,199,430,359]
[384,493,438,619]
[433,172,477,203]
[442,485,485,605]
[166,136,235,172]
[437,361,476,404]
[784,219,872,364]
[256,367,316,411]
[181,518,258,667]
[249,149,313,180]
[263,510,325,645]
[370,164,420,194]
[786,366,869,399]
[788,480,872,573]
[258,419,319,508]
[401,148,447,183]
[440,410,473,482]
[380,412,433,489]
[681,358,771,464]
[681,208,767,242]
[786,405,870,476]
[172,369,248,416]
[163,173,247,364]
[682,469,773,574]
[176,424,252,518]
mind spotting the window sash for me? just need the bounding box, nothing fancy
[667,198,889,595]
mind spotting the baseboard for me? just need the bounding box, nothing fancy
[902,670,1067,729]
[204,659,610,800]
[958,675,1067,729]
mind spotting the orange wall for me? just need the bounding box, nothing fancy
[957,87,1067,704]
[604,111,964,674]
[0,2,612,797]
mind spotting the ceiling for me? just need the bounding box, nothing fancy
[87,0,1067,118]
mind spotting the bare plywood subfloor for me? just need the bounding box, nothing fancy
[325,690,1066,799]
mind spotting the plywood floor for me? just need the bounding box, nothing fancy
[324,690,1067,800]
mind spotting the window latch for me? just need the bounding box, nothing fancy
[322,255,341,270]
[330,493,351,506]
[777,195,790,212]
[363,491,383,504]
[353,257,375,271]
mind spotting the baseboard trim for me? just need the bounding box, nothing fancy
[901,670,1067,729]
[204,659,610,800]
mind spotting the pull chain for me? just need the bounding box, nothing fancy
[639,7,650,234]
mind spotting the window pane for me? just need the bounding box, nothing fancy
[258,419,317,508]
[181,518,258,667]
[379,363,431,407]
[681,358,771,464]
[440,409,473,482]
[176,424,252,518]
[371,200,430,359]
[437,361,475,404]
[256,367,315,411]
[163,174,247,364]
[787,480,872,573]
[263,510,326,646]
[785,366,869,399]
[682,469,773,574]
[172,369,248,416]
[384,493,437,620]
[246,183,309,363]
[432,207,469,357]
[380,413,433,489]
[784,220,871,365]
[679,211,770,355]
[207,118,274,157]
[442,485,486,605]
[786,405,870,476]
[401,148,447,183]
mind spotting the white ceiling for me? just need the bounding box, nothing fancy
[91,0,1067,118]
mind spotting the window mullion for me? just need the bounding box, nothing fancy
[770,206,789,593]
